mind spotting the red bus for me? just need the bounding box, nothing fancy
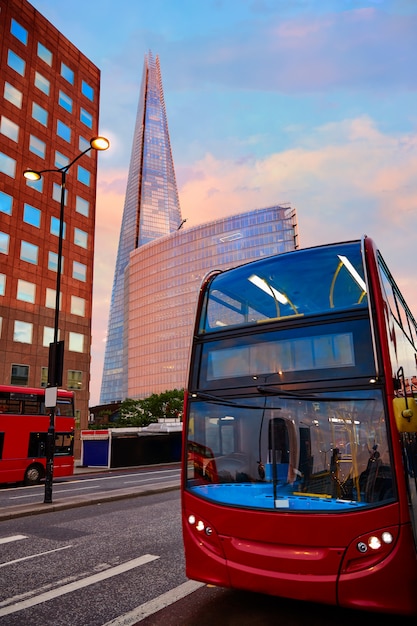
[0,385,75,485]
[182,236,417,615]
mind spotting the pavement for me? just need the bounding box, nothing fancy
[0,462,180,522]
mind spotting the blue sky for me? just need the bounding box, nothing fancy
[30,0,417,405]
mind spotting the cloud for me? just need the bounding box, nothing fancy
[178,114,417,300]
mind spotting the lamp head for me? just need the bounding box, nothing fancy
[23,168,42,181]
[90,136,110,151]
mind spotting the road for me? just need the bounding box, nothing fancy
[0,490,185,625]
[0,468,415,625]
[0,464,180,520]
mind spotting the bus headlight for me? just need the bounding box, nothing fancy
[368,536,381,550]
[342,526,398,574]
[185,511,223,557]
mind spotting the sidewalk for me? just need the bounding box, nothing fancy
[0,464,180,522]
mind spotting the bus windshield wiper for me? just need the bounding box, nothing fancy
[256,386,375,402]
[190,391,270,410]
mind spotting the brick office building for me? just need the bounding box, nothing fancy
[0,0,102,452]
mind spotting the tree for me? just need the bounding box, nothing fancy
[111,389,184,428]
[140,389,184,422]
[116,398,152,427]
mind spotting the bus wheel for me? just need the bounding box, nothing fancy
[24,464,43,485]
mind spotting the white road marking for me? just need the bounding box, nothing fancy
[70,469,180,484]
[10,486,96,500]
[122,476,180,485]
[0,535,27,545]
[0,544,72,569]
[0,553,159,617]
[102,580,205,625]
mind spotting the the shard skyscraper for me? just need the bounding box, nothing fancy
[99,51,182,404]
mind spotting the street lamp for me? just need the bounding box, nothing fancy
[24,136,109,503]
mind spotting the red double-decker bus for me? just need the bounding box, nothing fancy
[0,385,75,485]
[182,236,417,615]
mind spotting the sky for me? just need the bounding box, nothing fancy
[30,0,417,407]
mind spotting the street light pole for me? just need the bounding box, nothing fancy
[24,136,109,504]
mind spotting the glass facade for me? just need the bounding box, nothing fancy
[126,206,298,399]
[100,52,182,403]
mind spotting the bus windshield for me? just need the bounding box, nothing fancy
[186,389,394,512]
[199,241,367,332]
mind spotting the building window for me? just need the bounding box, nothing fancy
[58,91,73,113]
[11,19,28,45]
[40,367,48,388]
[50,217,66,239]
[73,261,87,282]
[81,80,94,101]
[69,332,84,353]
[37,42,52,66]
[55,152,69,169]
[0,232,10,255]
[7,50,25,76]
[32,102,48,126]
[29,135,46,159]
[79,136,91,154]
[61,62,74,84]
[26,177,43,193]
[45,288,55,308]
[4,82,22,108]
[53,182,67,204]
[34,71,50,95]
[0,274,5,296]
[68,370,82,390]
[14,321,33,344]
[48,251,63,273]
[77,165,90,186]
[75,196,89,217]
[74,228,88,249]
[0,116,19,142]
[80,108,93,129]
[23,204,41,228]
[45,287,61,310]
[0,191,13,216]
[20,241,38,264]
[17,279,36,303]
[43,326,54,347]
[11,364,29,386]
[57,120,71,142]
[0,152,16,178]
[71,295,85,317]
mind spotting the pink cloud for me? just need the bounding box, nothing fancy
[89,116,417,405]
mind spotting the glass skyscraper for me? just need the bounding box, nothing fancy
[126,205,298,399]
[100,51,182,404]
[100,52,299,405]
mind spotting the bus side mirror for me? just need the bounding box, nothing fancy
[393,397,417,433]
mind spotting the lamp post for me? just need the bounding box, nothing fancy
[24,136,109,503]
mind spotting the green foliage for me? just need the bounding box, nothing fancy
[112,389,184,428]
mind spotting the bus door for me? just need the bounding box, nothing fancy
[394,392,417,548]
[402,432,417,548]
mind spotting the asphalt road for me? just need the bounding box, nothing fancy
[0,463,180,521]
